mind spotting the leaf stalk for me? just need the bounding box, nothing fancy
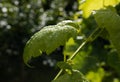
[53,27,103,81]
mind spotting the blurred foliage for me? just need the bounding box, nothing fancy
[0,0,78,82]
[1,0,120,82]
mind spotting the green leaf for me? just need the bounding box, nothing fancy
[80,0,120,18]
[86,68,105,82]
[63,38,79,56]
[107,51,120,74]
[52,70,88,82]
[57,61,72,70]
[94,9,120,55]
[23,22,77,65]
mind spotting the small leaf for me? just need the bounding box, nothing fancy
[57,61,72,70]
[94,9,120,56]
[23,22,77,65]
[52,70,88,82]
[63,38,79,56]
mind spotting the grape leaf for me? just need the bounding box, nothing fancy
[94,9,120,55]
[80,0,120,18]
[23,22,77,65]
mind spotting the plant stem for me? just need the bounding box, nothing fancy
[68,27,103,60]
[53,69,63,80]
[53,27,103,81]
[64,54,66,62]
[67,40,87,61]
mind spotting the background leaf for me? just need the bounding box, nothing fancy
[94,9,120,56]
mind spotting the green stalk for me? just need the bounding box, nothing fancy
[67,39,87,61]
[68,27,103,61]
[53,69,63,80]
[53,27,103,81]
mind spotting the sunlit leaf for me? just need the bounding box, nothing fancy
[86,68,105,82]
[63,38,79,56]
[23,21,77,65]
[80,0,120,18]
[57,20,80,30]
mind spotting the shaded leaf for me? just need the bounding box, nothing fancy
[94,9,120,55]
[107,51,120,74]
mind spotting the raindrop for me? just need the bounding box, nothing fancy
[77,36,84,40]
